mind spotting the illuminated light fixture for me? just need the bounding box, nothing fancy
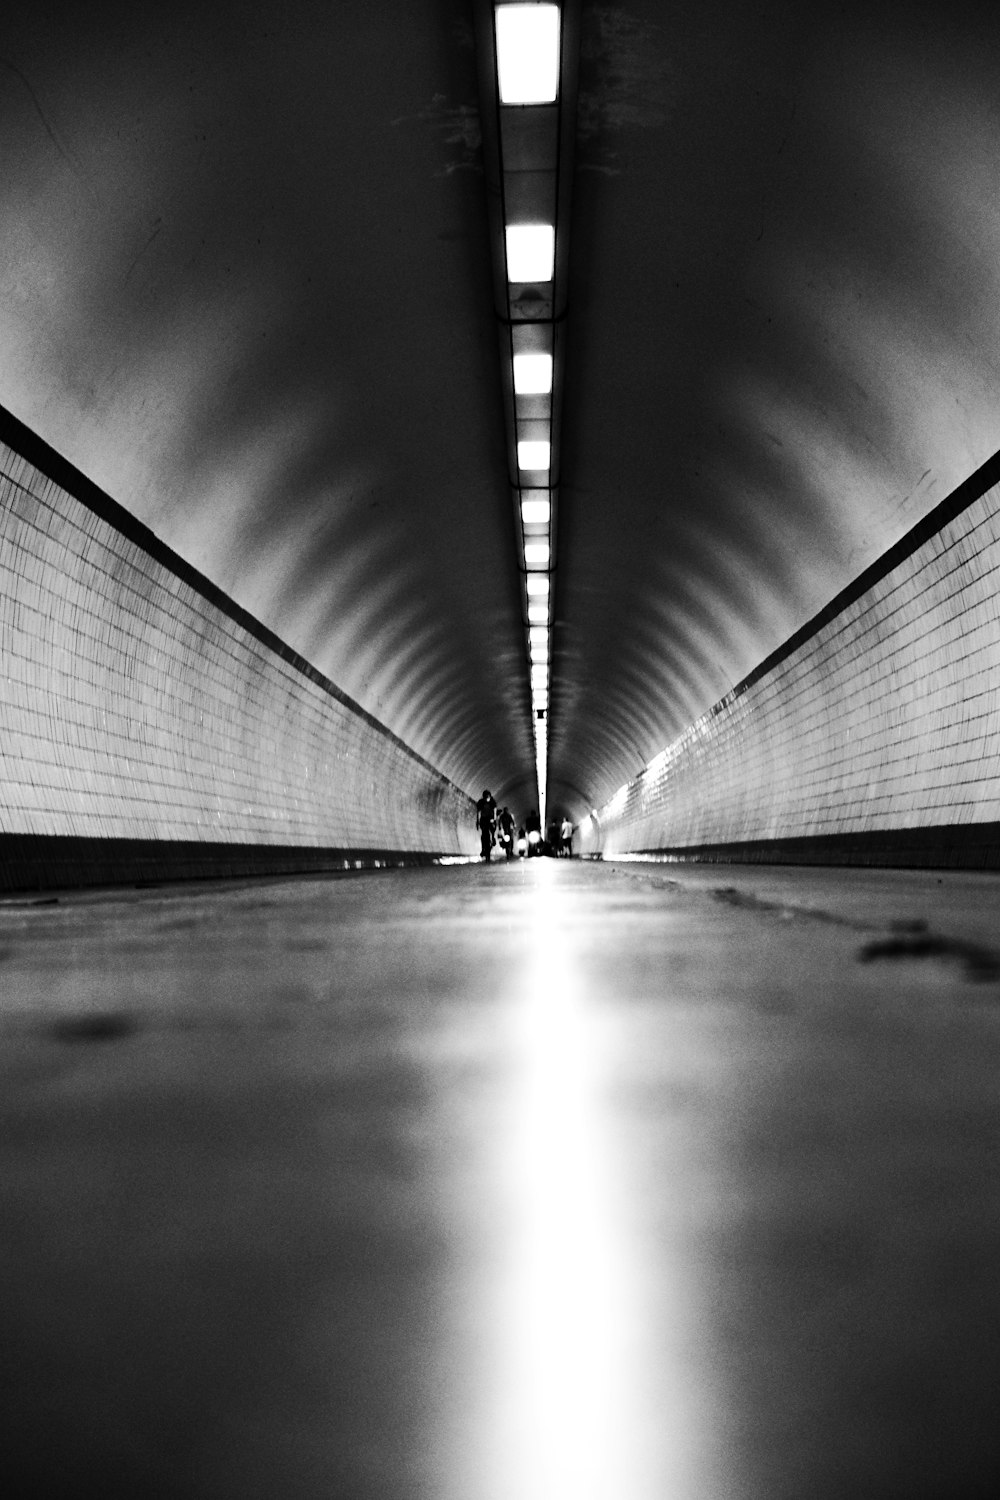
[528,625,548,647]
[513,352,553,395]
[518,439,550,471]
[506,224,554,283]
[531,664,549,689]
[478,3,577,841]
[495,3,560,104]
[521,497,550,524]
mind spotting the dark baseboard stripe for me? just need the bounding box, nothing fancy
[612,822,1000,871]
[0,835,452,895]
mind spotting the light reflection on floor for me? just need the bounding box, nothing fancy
[486,861,653,1500]
[8,862,1000,1494]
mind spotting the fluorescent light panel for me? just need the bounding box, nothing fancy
[506,224,554,283]
[495,4,560,103]
[526,574,549,596]
[513,352,553,394]
[527,601,549,623]
[524,541,550,565]
[521,497,550,524]
[518,439,550,471]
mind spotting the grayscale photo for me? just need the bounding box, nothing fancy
[0,2,999,1495]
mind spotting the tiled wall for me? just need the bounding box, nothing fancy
[580,461,1000,867]
[0,413,476,884]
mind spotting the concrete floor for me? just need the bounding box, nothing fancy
[1,857,999,1498]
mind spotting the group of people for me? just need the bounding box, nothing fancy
[474,790,515,861]
[474,790,573,862]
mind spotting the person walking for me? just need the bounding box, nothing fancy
[497,805,516,860]
[475,788,498,862]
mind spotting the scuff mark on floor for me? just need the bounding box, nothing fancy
[710,885,854,926]
[50,1012,137,1043]
[858,932,1000,983]
[610,865,1000,983]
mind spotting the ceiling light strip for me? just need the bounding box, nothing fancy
[479,1,577,825]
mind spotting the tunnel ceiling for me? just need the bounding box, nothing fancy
[1,1,999,821]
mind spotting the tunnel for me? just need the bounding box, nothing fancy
[2,2,1000,1496]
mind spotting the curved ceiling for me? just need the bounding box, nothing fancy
[1,1,999,822]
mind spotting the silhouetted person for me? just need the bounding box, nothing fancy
[475,788,497,861]
[560,816,573,857]
[525,806,541,856]
[498,805,515,860]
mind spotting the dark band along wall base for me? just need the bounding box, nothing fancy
[0,403,477,890]
[0,836,450,896]
[580,449,1000,869]
[620,824,1000,872]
